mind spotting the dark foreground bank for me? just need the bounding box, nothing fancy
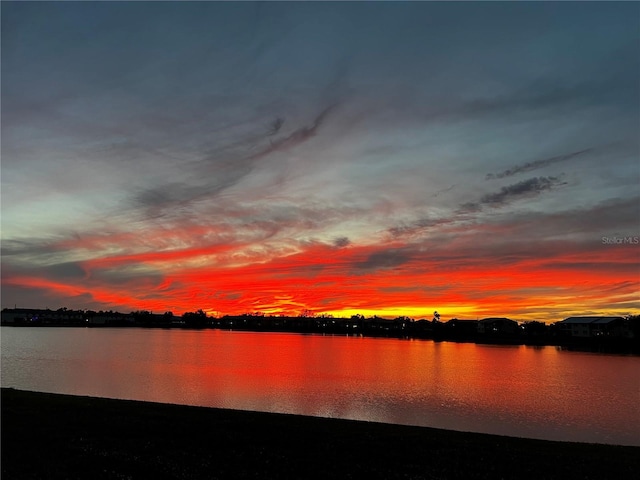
[2,389,638,480]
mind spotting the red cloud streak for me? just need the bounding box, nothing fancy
[3,236,638,322]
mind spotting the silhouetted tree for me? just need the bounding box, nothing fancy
[183,309,208,328]
[522,321,548,337]
[132,310,153,326]
[627,315,640,338]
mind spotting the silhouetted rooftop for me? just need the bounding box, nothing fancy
[559,316,625,324]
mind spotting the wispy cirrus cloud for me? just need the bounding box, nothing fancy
[479,176,568,206]
[459,176,568,212]
[130,103,339,220]
[388,216,459,238]
[486,148,593,180]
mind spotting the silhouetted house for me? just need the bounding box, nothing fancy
[88,312,134,326]
[1,308,38,324]
[49,309,84,325]
[556,316,626,338]
[412,319,434,336]
[367,316,394,332]
[2,308,94,326]
[0,308,56,324]
[590,317,626,337]
[477,317,518,335]
[444,319,479,336]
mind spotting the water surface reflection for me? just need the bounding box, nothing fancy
[2,328,638,445]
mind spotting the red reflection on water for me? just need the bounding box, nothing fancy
[1,328,639,445]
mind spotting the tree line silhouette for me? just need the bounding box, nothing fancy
[2,306,638,353]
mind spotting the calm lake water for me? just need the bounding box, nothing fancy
[2,327,639,446]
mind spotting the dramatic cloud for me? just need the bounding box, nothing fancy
[2,2,638,321]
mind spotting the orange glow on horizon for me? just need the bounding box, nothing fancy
[3,235,638,323]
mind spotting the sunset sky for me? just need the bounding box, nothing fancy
[2,2,639,322]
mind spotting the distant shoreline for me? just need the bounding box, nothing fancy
[2,321,639,355]
[2,388,639,479]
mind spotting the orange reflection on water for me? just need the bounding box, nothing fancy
[1,328,639,445]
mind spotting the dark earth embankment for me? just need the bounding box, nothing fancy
[2,388,638,479]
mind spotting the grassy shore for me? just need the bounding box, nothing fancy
[2,388,638,479]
